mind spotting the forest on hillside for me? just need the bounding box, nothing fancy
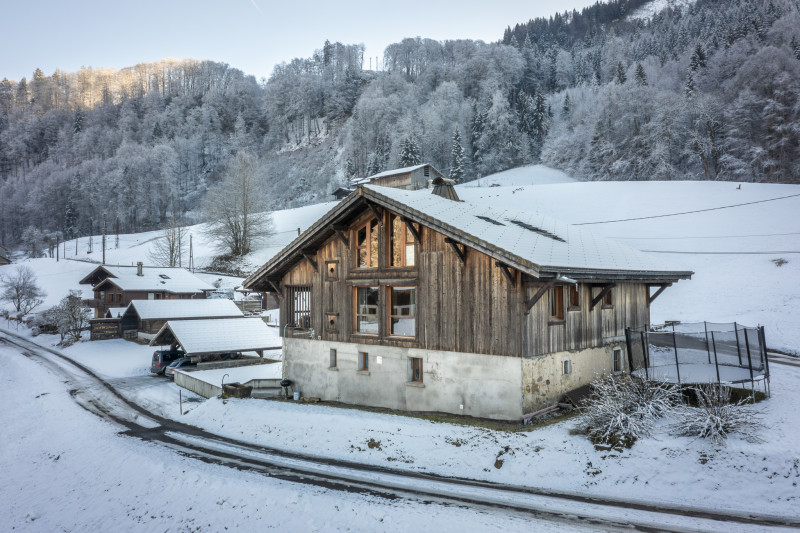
[0,0,798,248]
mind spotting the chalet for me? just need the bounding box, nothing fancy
[80,262,214,317]
[119,299,244,338]
[243,182,692,420]
[352,164,445,190]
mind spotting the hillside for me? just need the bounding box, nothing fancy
[6,165,798,353]
[1,0,798,249]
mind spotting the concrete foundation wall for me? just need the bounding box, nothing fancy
[284,338,524,420]
[174,371,222,399]
[522,340,626,414]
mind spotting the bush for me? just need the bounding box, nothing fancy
[671,385,763,444]
[578,375,681,447]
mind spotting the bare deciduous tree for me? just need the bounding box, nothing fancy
[149,215,187,267]
[202,151,273,257]
[0,265,46,315]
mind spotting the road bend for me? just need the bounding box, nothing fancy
[2,329,798,533]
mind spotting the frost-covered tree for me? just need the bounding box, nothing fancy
[634,63,648,87]
[449,129,464,182]
[149,215,187,267]
[398,137,421,167]
[0,265,46,315]
[46,290,92,345]
[615,62,627,84]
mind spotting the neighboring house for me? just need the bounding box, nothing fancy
[243,182,692,420]
[80,262,214,317]
[352,164,445,190]
[0,245,10,266]
[332,187,354,200]
[119,299,245,338]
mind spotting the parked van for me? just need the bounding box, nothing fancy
[150,350,185,375]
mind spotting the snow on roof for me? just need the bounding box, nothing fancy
[151,318,279,355]
[352,164,432,185]
[105,307,128,318]
[95,266,215,293]
[126,299,244,320]
[364,185,687,276]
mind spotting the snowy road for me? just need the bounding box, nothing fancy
[2,329,798,533]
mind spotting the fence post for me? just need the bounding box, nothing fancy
[672,330,681,386]
[759,326,770,398]
[704,321,711,364]
[743,328,755,389]
[710,331,721,386]
[625,327,634,375]
[734,322,743,365]
[640,330,649,381]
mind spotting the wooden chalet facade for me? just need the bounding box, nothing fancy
[244,184,692,420]
[80,263,214,318]
[352,163,445,190]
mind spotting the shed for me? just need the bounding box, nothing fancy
[150,318,280,357]
[121,299,245,336]
[352,163,445,190]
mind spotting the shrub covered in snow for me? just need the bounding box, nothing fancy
[671,385,763,444]
[578,375,681,447]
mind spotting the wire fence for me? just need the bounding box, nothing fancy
[626,322,770,395]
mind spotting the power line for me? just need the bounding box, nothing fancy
[573,192,800,225]
[613,231,800,240]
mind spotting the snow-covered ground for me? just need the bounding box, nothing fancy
[628,0,697,21]
[3,165,800,529]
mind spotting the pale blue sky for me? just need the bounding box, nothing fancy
[1,0,598,81]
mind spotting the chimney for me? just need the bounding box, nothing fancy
[431,177,460,201]
[136,261,143,276]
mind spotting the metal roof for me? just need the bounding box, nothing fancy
[124,299,244,320]
[149,318,279,355]
[352,163,443,185]
[244,185,693,290]
[86,266,214,293]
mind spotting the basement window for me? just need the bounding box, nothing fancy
[563,357,572,376]
[410,357,423,383]
[358,351,369,372]
[329,349,337,369]
[613,348,623,374]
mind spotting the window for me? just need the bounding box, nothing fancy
[613,348,622,373]
[389,214,416,267]
[329,349,337,368]
[107,293,114,303]
[563,358,572,376]
[154,293,162,300]
[603,289,613,307]
[569,285,579,308]
[389,286,416,336]
[355,287,379,334]
[410,357,423,382]
[358,351,369,371]
[355,218,379,268]
[325,260,339,281]
[287,286,311,328]
[550,286,564,320]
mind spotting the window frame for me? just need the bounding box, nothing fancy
[388,214,416,268]
[602,288,613,308]
[286,285,312,329]
[329,348,337,369]
[612,348,623,374]
[410,357,423,383]
[387,285,417,338]
[568,284,580,310]
[549,285,565,321]
[353,286,380,335]
[358,351,369,372]
[353,217,379,269]
[562,357,572,376]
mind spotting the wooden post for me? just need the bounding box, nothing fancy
[102,213,106,265]
[56,234,59,262]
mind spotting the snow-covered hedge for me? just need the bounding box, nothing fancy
[671,385,763,444]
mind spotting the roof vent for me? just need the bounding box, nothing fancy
[137,261,144,276]
[431,177,460,202]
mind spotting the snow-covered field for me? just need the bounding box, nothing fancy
[2,165,800,530]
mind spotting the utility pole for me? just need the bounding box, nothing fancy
[189,234,194,272]
[56,234,59,262]
[115,217,120,248]
[88,219,93,254]
[102,212,107,265]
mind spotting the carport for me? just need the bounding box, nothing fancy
[149,317,280,358]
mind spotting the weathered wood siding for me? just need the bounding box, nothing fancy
[279,205,650,359]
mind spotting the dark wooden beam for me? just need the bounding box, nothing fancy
[647,283,672,306]
[331,225,349,247]
[367,202,382,221]
[301,250,318,272]
[267,279,282,297]
[590,283,616,310]
[401,217,421,243]
[525,280,557,314]
[444,238,466,264]
[495,262,516,288]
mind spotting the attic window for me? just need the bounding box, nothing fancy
[159,274,171,279]
[424,166,429,177]
[506,219,566,243]
[476,215,505,226]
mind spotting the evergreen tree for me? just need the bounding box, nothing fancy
[73,108,84,134]
[615,62,627,84]
[509,35,520,49]
[398,137,421,167]
[690,44,707,71]
[635,63,648,86]
[366,153,381,176]
[685,70,696,98]
[63,175,78,240]
[562,93,571,118]
[449,129,464,183]
[470,101,487,167]
[791,36,800,60]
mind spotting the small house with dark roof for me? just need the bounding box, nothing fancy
[119,299,245,337]
[352,163,445,190]
[80,262,214,317]
[243,182,692,420]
